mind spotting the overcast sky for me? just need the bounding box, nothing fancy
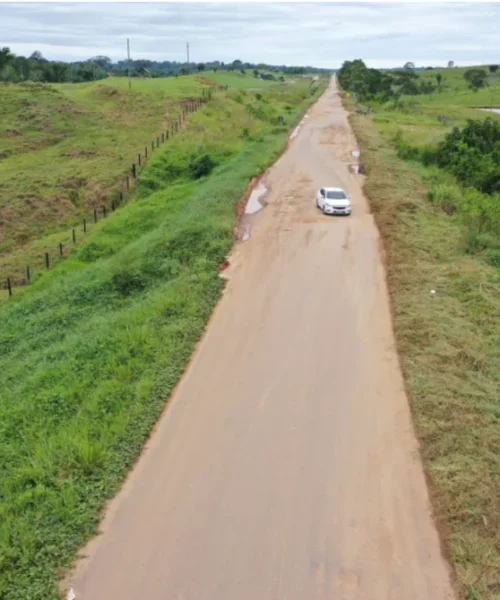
[1,2,499,69]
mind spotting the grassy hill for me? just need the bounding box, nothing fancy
[0,74,326,599]
[0,76,209,281]
[0,73,298,285]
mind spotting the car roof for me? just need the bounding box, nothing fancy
[323,187,345,192]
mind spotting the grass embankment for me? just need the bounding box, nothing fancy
[0,77,326,599]
[346,73,500,599]
[0,76,206,280]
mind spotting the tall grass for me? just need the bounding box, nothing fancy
[0,78,326,599]
[349,106,500,600]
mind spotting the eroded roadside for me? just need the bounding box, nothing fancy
[67,79,456,600]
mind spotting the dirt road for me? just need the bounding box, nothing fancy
[69,79,455,600]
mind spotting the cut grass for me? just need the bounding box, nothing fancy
[0,77,327,599]
[348,106,500,600]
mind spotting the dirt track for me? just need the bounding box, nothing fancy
[68,79,455,600]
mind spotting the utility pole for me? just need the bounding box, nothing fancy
[127,38,131,90]
[186,42,190,72]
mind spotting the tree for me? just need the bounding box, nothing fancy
[0,47,14,71]
[253,69,259,78]
[447,61,455,69]
[391,69,420,106]
[29,50,46,62]
[45,62,69,83]
[464,68,488,91]
[404,61,415,70]
[489,64,499,73]
[436,73,443,89]
[240,68,246,75]
[90,56,112,70]
[197,63,205,72]
[337,59,392,101]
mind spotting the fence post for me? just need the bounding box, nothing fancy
[138,153,141,166]
[83,218,87,232]
[59,243,63,256]
[7,278,12,297]
[145,146,148,158]
[111,199,115,211]
[72,228,76,243]
[151,140,154,151]
[119,190,123,203]
[162,132,164,143]
[102,205,107,218]
[45,252,50,268]
[166,130,169,140]
[26,266,31,284]
[94,208,98,223]
[157,136,160,147]
[132,163,136,178]
[126,176,130,190]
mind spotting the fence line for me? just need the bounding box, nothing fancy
[2,85,227,298]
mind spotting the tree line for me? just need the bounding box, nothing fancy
[0,48,331,84]
[337,59,499,102]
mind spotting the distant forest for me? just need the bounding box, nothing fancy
[0,47,332,84]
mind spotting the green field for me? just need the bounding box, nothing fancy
[0,75,326,599]
[373,66,500,148]
[202,70,284,89]
[345,66,500,599]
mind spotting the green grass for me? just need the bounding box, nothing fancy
[203,70,282,89]
[0,76,326,599]
[0,76,206,280]
[347,83,500,598]
[418,65,500,107]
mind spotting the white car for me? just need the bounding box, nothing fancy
[316,187,352,215]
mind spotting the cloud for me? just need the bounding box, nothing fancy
[1,2,499,68]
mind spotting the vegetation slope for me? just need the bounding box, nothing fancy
[0,75,208,282]
[341,62,500,599]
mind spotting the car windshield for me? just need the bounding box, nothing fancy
[326,190,347,200]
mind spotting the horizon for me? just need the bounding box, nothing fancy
[2,2,500,70]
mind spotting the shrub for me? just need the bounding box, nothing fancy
[188,154,216,179]
[464,68,488,91]
[436,118,500,194]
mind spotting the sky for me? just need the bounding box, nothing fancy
[1,2,499,69]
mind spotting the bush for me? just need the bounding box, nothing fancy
[188,154,216,179]
[436,118,500,194]
[464,68,488,91]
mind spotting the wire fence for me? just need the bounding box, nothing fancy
[2,85,228,298]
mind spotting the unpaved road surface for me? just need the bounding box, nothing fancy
[69,79,455,600]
